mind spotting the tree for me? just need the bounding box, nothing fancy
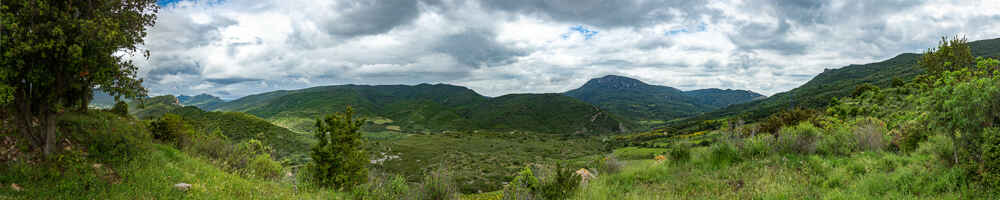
[311,106,368,189]
[920,36,974,75]
[1,0,157,156]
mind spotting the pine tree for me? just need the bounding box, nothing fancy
[310,106,368,189]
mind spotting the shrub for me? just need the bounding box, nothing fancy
[588,155,622,175]
[503,166,541,200]
[413,169,459,200]
[149,113,192,147]
[853,117,888,152]
[760,107,819,134]
[352,173,410,200]
[538,163,581,200]
[310,106,368,189]
[894,120,929,153]
[669,147,691,164]
[917,134,956,166]
[851,83,881,97]
[774,122,821,154]
[817,125,853,156]
[978,127,1000,188]
[248,153,283,180]
[110,101,129,117]
[707,142,740,167]
[740,134,773,158]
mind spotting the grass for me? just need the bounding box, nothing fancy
[572,143,989,199]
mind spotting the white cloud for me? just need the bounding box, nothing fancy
[138,0,1000,99]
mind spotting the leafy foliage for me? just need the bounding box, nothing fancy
[110,101,129,117]
[310,106,368,189]
[1,0,157,156]
[149,113,192,147]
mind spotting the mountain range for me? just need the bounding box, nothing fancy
[110,37,1000,135]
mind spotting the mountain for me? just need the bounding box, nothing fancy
[667,37,1000,132]
[177,93,225,109]
[684,88,766,108]
[563,75,763,122]
[208,84,627,134]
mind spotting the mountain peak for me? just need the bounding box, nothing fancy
[583,75,650,90]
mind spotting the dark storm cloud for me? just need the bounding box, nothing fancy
[323,0,422,37]
[433,30,526,68]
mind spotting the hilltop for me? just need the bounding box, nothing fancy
[564,75,763,124]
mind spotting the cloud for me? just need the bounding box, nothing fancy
[134,0,1000,99]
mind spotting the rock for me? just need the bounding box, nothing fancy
[11,183,22,191]
[174,183,192,191]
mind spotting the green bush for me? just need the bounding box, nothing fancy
[817,125,854,156]
[853,117,888,152]
[148,113,193,147]
[110,101,129,117]
[352,173,410,200]
[917,134,956,166]
[249,153,283,180]
[669,147,691,164]
[707,142,740,167]
[760,107,819,135]
[310,106,368,189]
[503,166,541,200]
[774,122,821,154]
[978,127,1000,188]
[588,155,622,175]
[413,169,459,200]
[740,134,773,158]
[894,120,929,153]
[538,163,581,200]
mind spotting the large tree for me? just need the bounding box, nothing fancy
[1,0,157,156]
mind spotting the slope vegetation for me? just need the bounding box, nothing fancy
[209,84,626,134]
[564,75,763,123]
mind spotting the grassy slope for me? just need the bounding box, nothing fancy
[0,111,341,199]
[574,134,982,199]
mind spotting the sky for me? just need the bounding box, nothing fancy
[136,0,1000,99]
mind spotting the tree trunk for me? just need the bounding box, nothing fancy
[77,88,91,112]
[42,109,58,156]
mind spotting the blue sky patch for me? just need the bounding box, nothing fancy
[158,0,183,6]
[562,25,599,40]
[666,23,707,36]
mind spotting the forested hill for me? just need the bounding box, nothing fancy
[563,75,764,121]
[203,84,627,134]
[667,37,1000,132]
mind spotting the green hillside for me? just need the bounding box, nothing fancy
[666,37,1000,133]
[177,94,226,110]
[128,95,311,162]
[209,84,627,134]
[563,75,763,124]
